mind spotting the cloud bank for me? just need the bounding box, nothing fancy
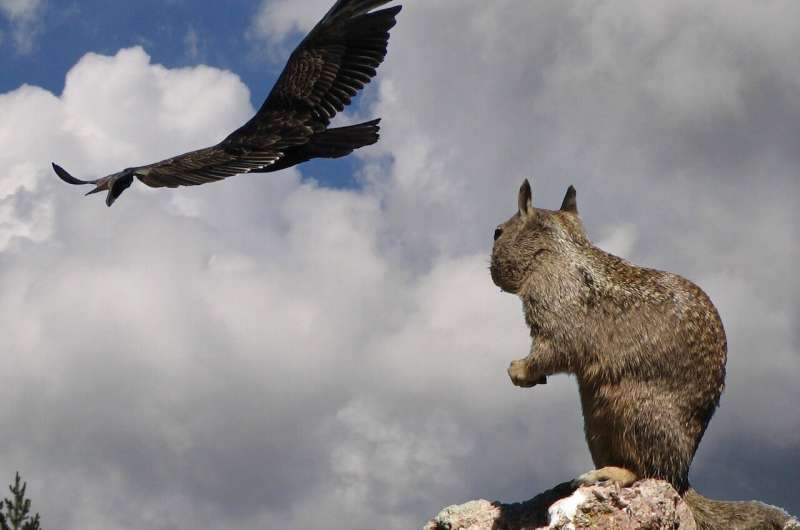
[0,2,798,529]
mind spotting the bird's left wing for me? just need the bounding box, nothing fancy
[138,111,323,188]
[134,143,284,188]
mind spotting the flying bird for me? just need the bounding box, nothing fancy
[52,0,402,207]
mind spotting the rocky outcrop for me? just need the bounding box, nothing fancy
[423,480,800,530]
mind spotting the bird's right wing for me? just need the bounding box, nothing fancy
[231,0,401,142]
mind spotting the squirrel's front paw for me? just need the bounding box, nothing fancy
[507,359,547,387]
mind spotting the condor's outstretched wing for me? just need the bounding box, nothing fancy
[229,0,402,141]
[134,0,401,190]
[133,144,283,188]
[134,115,314,188]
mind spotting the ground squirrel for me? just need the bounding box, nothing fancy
[490,179,796,530]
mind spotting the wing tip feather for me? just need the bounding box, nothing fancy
[52,162,91,185]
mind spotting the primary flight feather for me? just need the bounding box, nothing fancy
[52,0,402,207]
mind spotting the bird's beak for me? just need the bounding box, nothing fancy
[85,187,104,196]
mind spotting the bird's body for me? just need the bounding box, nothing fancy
[53,0,402,206]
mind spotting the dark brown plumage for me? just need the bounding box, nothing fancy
[52,0,402,206]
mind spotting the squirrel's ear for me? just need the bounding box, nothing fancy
[518,179,533,217]
[560,185,578,213]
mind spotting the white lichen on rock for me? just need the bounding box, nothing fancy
[547,489,587,529]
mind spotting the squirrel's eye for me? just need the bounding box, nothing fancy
[493,227,503,241]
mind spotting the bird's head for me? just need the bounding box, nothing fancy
[52,164,135,207]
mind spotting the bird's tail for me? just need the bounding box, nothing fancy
[307,118,382,158]
[253,119,381,173]
[684,488,798,529]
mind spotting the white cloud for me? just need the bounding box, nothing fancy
[595,223,637,258]
[322,400,472,527]
[184,26,201,61]
[252,0,330,44]
[1,1,799,529]
[0,0,40,20]
[60,47,252,171]
[0,0,42,52]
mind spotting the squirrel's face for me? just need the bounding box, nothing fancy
[490,180,584,294]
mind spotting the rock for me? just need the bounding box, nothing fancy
[423,500,502,530]
[423,479,699,530]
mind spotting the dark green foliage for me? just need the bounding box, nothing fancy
[0,473,42,530]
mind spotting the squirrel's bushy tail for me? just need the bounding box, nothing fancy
[685,488,799,530]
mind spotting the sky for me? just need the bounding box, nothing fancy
[1,1,798,529]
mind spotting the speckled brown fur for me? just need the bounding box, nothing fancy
[490,180,795,530]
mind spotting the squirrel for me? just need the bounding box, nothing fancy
[490,179,797,530]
